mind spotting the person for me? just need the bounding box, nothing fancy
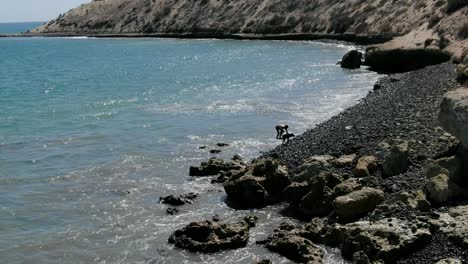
[275,124,289,139]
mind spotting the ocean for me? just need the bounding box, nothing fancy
[0,23,378,263]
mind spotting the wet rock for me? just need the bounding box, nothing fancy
[439,87,468,148]
[352,251,370,264]
[381,139,409,177]
[167,207,179,215]
[435,258,463,264]
[341,50,362,69]
[325,218,431,262]
[293,155,334,182]
[199,146,207,149]
[243,215,259,227]
[160,192,199,206]
[258,224,324,263]
[223,158,290,208]
[398,190,431,211]
[333,187,384,221]
[210,149,222,154]
[168,220,251,253]
[429,205,468,249]
[255,259,272,264]
[189,158,245,177]
[332,154,356,168]
[216,143,229,147]
[353,156,378,177]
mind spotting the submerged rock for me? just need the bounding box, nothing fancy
[325,218,431,262]
[333,187,384,221]
[160,192,199,206]
[189,158,245,177]
[168,220,251,253]
[341,50,362,69]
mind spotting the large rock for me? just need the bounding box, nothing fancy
[168,220,251,253]
[353,156,379,177]
[439,87,468,148]
[332,154,357,168]
[294,155,335,182]
[258,223,324,264]
[364,46,450,73]
[426,173,462,204]
[333,187,384,221]
[297,172,344,217]
[189,158,245,176]
[381,140,409,177]
[429,205,468,249]
[341,50,362,69]
[331,178,363,197]
[223,158,290,208]
[398,190,431,211]
[325,218,432,262]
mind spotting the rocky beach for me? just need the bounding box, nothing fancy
[2,0,468,263]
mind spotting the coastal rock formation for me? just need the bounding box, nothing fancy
[439,87,468,148]
[429,205,468,249]
[223,158,290,208]
[168,219,251,253]
[333,187,384,221]
[293,155,334,182]
[398,190,431,211]
[159,192,199,206]
[325,218,432,262]
[341,50,362,69]
[189,157,245,176]
[258,223,324,263]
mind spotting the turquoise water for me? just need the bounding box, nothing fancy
[0,22,44,34]
[0,35,377,263]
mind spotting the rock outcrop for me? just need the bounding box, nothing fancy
[429,205,468,249]
[223,158,290,208]
[341,50,362,69]
[439,87,468,148]
[258,223,324,263]
[168,219,252,253]
[159,192,198,206]
[325,218,432,262]
[333,187,384,221]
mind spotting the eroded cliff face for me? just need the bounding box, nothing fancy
[32,0,465,38]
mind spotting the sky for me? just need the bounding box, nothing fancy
[0,0,91,23]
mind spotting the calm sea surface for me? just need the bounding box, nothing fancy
[0,22,44,34]
[0,23,378,263]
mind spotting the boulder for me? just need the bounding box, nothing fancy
[352,251,370,264]
[364,46,450,73]
[333,187,384,221]
[353,156,378,177]
[426,174,460,204]
[294,155,335,182]
[283,182,310,204]
[439,88,468,148]
[332,178,363,197]
[189,158,245,177]
[258,223,324,263]
[159,192,199,206]
[429,205,468,249]
[166,207,179,215]
[223,158,290,208]
[381,140,409,177]
[332,154,357,168]
[168,220,251,253]
[398,190,431,211]
[325,218,432,262]
[341,50,362,69]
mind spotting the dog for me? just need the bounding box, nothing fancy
[282,133,295,142]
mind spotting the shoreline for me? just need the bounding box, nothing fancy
[0,32,394,45]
